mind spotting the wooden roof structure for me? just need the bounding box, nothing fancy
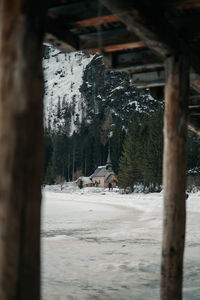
[0,1,199,300]
[45,0,200,133]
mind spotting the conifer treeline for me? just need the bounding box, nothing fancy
[44,104,165,189]
[43,54,200,190]
[44,115,125,183]
[118,108,163,191]
[44,105,200,190]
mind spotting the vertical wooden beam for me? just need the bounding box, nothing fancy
[161,55,189,300]
[0,1,46,299]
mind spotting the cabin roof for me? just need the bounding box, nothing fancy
[46,0,200,132]
[91,166,114,178]
[105,173,115,183]
[77,176,92,184]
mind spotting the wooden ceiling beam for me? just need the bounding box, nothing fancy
[131,70,165,88]
[188,116,200,134]
[84,41,146,54]
[47,0,71,8]
[129,69,200,91]
[76,14,120,27]
[99,0,200,75]
[79,27,142,50]
[190,73,200,94]
[103,48,163,71]
[189,95,200,107]
[167,15,200,41]
[189,107,200,115]
[111,62,164,73]
[172,1,200,10]
[48,0,109,21]
[99,0,180,57]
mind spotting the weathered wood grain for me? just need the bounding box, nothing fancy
[99,0,200,75]
[161,55,189,300]
[0,1,45,299]
[76,14,120,27]
[79,27,140,50]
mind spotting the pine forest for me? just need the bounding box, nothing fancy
[43,46,200,191]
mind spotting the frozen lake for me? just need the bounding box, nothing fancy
[41,189,200,300]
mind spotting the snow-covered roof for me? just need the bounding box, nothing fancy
[105,173,114,183]
[91,166,107,177]
[78,177,92,184]
[187,167,200,175]
[91,166,114,178]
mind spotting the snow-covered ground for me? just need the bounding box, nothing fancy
[41,189,200,300]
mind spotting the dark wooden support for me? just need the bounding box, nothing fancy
[84,41,145,54]
[99,0,200,75]
[76,14,120,27]
[189,95,200,107]
[0,1,45,299]
[79,27,140,50]
[131,70,165,88]
[48,0,109,21]
[161,55,189,300]
[172,0,200,10]
[190,73,200,94]
[103,48,163,72]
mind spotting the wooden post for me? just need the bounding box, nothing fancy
[0,1,46,299]
[161,55,189,300]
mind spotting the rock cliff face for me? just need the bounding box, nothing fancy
[43,45,157,136]
[43,46,93,134]
[43,46,164,182]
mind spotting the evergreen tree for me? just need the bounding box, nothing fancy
[118,105,164,191]
[138,106,163,190]
[118,112,142,190]
[187,131,200,170]
[110,117,126,174]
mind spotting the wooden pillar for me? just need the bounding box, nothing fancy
[0,1,46,299]
[161,55,189,300]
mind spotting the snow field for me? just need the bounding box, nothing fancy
[41,189,200,300]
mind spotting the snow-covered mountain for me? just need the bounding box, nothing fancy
[43,46,93,134]
[43,46,158,136]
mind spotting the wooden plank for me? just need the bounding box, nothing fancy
[99,0,200,75]
[190,73,200,93]
[103,48,163,71]
[189,95,200,107]
[99,0,180,56]
[161,55,189,300]
[172,0,200,10]
[84,41,146,54]
[131,70,165,88]
[189,107,200,114]
[48,0,110,21]
[188,115,200,133]
[116,62,164,73]
[79,27,141,50]
[128,68,200,90]
[76,14,120,27]
[0,1,45,299]
[48,0,71,7]
[167,15,200,41]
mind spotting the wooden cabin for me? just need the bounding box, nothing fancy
[1,1,200,299]
[187,168,200,190]
[76,176,93,188]
[91,150,117,188]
